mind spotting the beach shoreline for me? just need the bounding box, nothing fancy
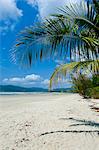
[0,93,99,150]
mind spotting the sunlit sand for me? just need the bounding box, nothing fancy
[0,93,99,150]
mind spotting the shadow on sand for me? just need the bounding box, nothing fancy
[59,117,99,128]
[40,118,99,136]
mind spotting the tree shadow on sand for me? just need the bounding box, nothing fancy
[40,130,99,136]
[59,117,99,128]
[40,118,99,136]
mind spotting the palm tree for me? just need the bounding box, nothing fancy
[12,0,99,89]
[49,0,99,88]
[49,60,99,89]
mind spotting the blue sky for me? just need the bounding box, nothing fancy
[0,0,81,88]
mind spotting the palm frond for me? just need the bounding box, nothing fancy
[12,0,98,71]
[49,60,99,89]
[57,1,99,32]
[12,19,98,66]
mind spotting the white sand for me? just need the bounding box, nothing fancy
[0,93,99,150]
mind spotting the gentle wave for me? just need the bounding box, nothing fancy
[0,92,67,96]
[0,92,48,95]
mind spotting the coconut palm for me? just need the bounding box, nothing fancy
[50,60,99,89]
[49,0,99,88]
[12,0,99,88]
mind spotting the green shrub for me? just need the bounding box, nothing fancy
[91,86,99,99]
[85,88,92,98]
[92,74,99,87]
[72,74,99,99]
[72,74,93,98]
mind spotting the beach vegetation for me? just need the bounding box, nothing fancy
[71,74,99,98]
[12,0,99,98]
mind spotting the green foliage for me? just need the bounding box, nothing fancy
[92,74,99,87]
[12,0,99,99]
[12,1,99,66]
[49,60,99,89]
[72,74,93,98]
[91,86,99,99]
[72,74,99,99]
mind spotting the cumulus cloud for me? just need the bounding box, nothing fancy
[0,0,23,21]
[3,74,41,84]
[2,75,72,88]
[26,0,37,6]
[3,78,9,82]
[25,74,41,81]
[2,74,51,87]
[9,77,24,82]
[0,0,23,33]
[41,79,50,85]
[26,0,81,19]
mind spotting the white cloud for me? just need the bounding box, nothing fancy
[2,75,72,88]
[26,0,81,19]
[2,74,51,87]
[3,74,41,84]
[0,0,23,21]
[0,0,23,33]
[0,0,81,33]
[3,78,8,82]
[26,0,37,6]
[9,77,24,82]
[41,79,50,85]
[25,74,41,81]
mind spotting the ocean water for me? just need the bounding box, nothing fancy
[0,92,65,96]
[0,92,49,95]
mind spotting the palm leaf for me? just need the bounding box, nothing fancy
[57,1,99,32]
[12,0,98,72]
[49,60,99,89]
[12,19,98,66]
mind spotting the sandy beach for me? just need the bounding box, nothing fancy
[0,93,99,150]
